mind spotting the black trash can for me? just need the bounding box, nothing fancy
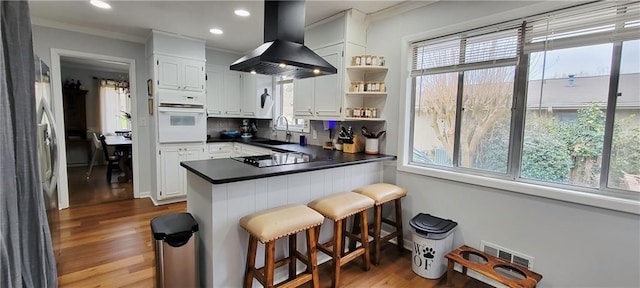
[409,213,458,279]
[151,212,199,288]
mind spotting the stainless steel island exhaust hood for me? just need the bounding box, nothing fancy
[230,0,337,79]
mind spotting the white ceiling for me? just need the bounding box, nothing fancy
[29,0,405,53]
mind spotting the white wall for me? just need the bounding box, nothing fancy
[32,25,152,194]
[367,1,640,286]
[205,48,241,66]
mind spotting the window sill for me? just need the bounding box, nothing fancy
[275,126,309,133]
[397,163,640,215]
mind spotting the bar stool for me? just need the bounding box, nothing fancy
[240,204,324,288]
[352,183,407,265]
[307,192,375,288]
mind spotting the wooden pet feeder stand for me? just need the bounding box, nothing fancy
[445,245,543,288]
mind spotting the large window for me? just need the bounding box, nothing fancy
[408,1,640,199]
[100,81,130,135]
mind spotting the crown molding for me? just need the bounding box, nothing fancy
[205,45,242,55]
[367,1,439,24]
[31,17,147,44]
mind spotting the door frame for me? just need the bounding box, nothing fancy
[50,48,139,209]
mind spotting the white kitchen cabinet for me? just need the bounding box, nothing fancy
[158,144,204,200]
[206,67,224,116]
[243,74,274,119]
[157,56,205,93]
[222,70,242,116]
[293,44,343,118]
[239,143,273,156]
[207,143,232,159]
[242,74,257,117]
[208,69,273,119]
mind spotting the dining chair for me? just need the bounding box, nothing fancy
[85,132,102,179]
[99,134,122,183]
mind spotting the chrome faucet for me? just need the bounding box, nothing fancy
[274,115,292,142]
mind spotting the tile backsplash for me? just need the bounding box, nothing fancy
[207,118,388,152]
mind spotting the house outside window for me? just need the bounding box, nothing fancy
[408,1,640,199]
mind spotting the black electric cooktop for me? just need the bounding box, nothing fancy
[232,152,312,168]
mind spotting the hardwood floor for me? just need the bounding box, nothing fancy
[53,198,490,287]
[67,165,133,207]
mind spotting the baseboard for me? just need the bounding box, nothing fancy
[147,195,186,206]
[137,191,151,198]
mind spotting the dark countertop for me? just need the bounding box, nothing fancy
[183,137,396,184]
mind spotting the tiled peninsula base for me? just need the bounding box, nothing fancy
[186,162,383,288]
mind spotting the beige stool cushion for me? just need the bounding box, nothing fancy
[307,192,374,220]
[353,183,407,205]
[240,204,324,243]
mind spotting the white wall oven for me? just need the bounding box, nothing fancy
[157,106,206,143]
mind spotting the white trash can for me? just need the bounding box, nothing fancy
[410,213,458,279]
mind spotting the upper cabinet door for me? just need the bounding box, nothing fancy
[157,56,181,90]
[206,67,224,116]
[223,70,242,115]
[241,73,257,117]
[293,77,315,117]
[254,75,274,119]
[313,44,343,117]
[182,59,205,93]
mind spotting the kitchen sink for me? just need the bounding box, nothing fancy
[252,139,291,145]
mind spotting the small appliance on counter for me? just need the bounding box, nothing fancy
[239,119,258,140]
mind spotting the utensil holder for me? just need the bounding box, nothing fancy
[365,138,379,154]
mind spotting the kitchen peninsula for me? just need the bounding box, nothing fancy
[181,140,395,287]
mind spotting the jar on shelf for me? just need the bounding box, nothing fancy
[379,56,386,66]
[372,56,379,66]
[380,82,386,92]
[365,55,372,66]
[357,81,365,92]
[373,82,380,92]
[353,107,361,118]
[372,108,378,118]
[346,107,352,117]
[365,108,372,118]
[356,56,362,66]
[366,82,373,92]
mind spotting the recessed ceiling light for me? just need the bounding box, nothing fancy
[250,70,256,74]
[234,9,250,17]
[209,28,223,35]
[313,69,320,74]
[279,63,286,68]
[90,0,111,9]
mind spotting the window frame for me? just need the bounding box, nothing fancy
[399,2,640,214]
[274,77,309,133]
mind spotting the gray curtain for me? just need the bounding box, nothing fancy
[0,2,58,287]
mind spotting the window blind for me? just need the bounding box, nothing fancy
[524,1,640,52]
[411,21,522,76]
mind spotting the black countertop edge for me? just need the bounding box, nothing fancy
[181,155,396,185]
